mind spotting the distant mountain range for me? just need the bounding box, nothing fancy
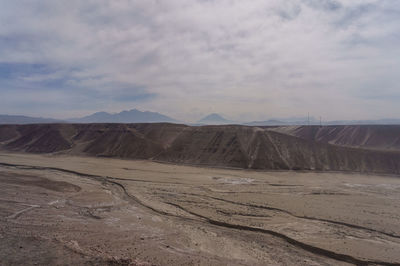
[0,115,64,124]
[1,111,400,126]
[69,109,178,123]
[324,119,400,125]
[245,118,400,126]
[244,116,318,126]
[0,109,178,125]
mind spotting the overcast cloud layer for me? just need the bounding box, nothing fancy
[0,0,399,121]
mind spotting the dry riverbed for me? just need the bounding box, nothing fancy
[1,152,400,265]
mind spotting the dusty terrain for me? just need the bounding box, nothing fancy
[1,152,400,265]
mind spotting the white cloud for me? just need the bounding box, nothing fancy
[0,0,399,121]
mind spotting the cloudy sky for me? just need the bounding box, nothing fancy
[0,0,399,122]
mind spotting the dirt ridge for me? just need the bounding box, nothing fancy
[1,123,400,175]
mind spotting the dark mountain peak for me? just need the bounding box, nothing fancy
[122,109,140,114]
[89,111,112,117]
[198,113,231,124]
[204,113,225,120]
[71,109,178,123]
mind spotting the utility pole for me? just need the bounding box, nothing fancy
[308,112,310,126]
[320,116,322,127]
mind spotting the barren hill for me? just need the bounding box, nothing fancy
[272,125,400,151]
[1,123,400,174]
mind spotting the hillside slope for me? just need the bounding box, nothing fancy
[0,124,399,174]
[273,125,400,151]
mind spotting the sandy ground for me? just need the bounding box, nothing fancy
[1,152,400,265]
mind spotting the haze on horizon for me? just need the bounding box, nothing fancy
[0,0,399,122]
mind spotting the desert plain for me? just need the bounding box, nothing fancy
[1,152,400,265]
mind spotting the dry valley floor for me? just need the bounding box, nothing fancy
[1,152,400,265]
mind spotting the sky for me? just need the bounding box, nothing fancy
[0,0,399,122]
